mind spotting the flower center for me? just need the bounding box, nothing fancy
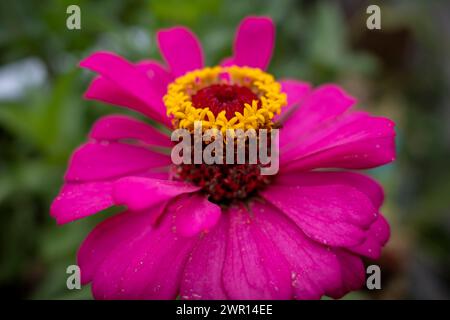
[176,163,273,204]
[191,84,259,118]
[163,66,287,133]
[165,66,285,204]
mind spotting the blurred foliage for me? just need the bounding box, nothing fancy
[0,0,449,299]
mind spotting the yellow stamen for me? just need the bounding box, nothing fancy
[163,66,287,132]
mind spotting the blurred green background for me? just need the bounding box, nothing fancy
[0,0,449,299]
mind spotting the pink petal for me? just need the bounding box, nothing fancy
[81,52,169,125]
[85,76,156,120]
[157,27,204,77]
[113,176,199,212]
[327,250,366,299]
[78,209,153,285]
[222,205,292,299]
[250,202,342,299]
[261,172,378,248]
[65,141,171,182]
[90,208,197,299]
[136,60,174,87]
[232,16,275,70]
[281,84,356,149]
[180,215,229,299]
[274,79,312,122]
[274,171,384,209]
[50,181,114,224]
[220,57,235,67]
[349,213,390,259]
[282,111,396,171]
[370,213,390,245]
[90,115,172,148]
[172,194,221,237]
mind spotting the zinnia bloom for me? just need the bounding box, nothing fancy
[51,16,395,299]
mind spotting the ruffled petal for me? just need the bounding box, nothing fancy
[90,115,172,148]
[275,79,312,122]
[250,202,342,299]
[157,27,204,77]
[349,213,390,259]
[231,16,275,70]
[172,194,221,237]
[222,205,292,299]
[281,84,356,149]
[89,209,197,299]
[65,141,171,182]
[84,76,149,115]
[136,60,174,87]
[327,250,366,299]
[180,215,229,299]
[50,181,114,224]
[113,176,199,212]
[273,171,384,209]
[261,171,378,248]
[81,52,170,126]
[78,209,153,285]
[281,111,396,171]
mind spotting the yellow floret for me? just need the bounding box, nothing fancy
[163,66,287,132]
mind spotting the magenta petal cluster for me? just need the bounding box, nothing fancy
[51,16,396,299]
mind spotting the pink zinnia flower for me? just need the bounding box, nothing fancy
[51,16,396,300]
